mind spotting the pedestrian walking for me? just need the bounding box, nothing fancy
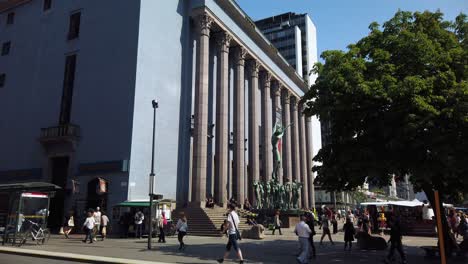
[134,210,144,239]
[384,217,407,264]
[63,212,75,238]
[320,214,335,245]
[158,211,167,243]
[217,204,244,264]
[82,211,95,243]
[343,217,355,251]
[305,212,317,258]
[332,211,338,234]
[101,212,110,241]
[176,214,188,250]
[93,207,102,241]
[295,214,312,264]
[272,210,282,235]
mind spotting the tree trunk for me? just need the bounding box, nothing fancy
[423,186,455,258]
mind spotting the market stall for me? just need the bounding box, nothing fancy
[360,199,450,236]
[113,199,175,237]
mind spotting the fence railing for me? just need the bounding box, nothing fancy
[40,124,80,139]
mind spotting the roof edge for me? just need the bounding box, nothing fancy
[0,0,32,13]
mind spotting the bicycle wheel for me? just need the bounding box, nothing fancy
[41,229,51,245]
[18,231,32,247]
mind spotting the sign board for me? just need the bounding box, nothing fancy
[21,192,48,198]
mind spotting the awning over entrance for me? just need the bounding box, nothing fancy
[115,199,175,207]
[0,182,61,193]
[117,201,150,207]
[361,199,453,208]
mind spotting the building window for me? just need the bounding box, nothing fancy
[43,0,52,11]
[1,42,10,56]
[6,12,15,25]
[67,12,81,40]
[59,54,77,124]
[0,74,5,87]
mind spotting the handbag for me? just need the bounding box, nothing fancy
[230,213,241,241]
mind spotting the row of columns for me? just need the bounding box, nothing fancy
[190,13,315,208]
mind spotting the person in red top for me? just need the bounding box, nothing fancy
[158,212,167,243]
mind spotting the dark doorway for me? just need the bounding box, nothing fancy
[86,178,108,213]
[48,156,69,230]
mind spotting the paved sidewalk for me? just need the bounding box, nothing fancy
[0,246,169,264]
[0,228,464,264]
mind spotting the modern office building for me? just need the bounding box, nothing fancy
[255,12,318,83]
[0,0,321,227]
[255,12,322,207]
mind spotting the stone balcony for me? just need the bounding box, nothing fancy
[39,124,81,153]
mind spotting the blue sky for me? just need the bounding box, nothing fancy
[236,0,468,61]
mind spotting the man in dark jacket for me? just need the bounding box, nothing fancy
[385,216,407,264]
[305,212,316,258]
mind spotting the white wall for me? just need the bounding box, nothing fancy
[305,15,318,84]
[128,0,186,201]
[294,26,303,78]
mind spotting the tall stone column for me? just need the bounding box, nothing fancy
[260,71,273,182]
[271,81,283,184]
[191,14,213,206]
[299,105,309,208]
[232,46,246,204]
[247,60,260,204]
[290,96,301,207]
[281,89,292,184]
[305,116,315,208]
[214,31,231,207]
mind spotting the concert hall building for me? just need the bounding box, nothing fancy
[0,0,321,227]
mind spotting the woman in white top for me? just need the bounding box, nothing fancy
[64,212,75,239]
[176,214,188,250]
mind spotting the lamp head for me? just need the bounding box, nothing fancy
[152,100,159,108]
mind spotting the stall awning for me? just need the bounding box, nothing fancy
[116,199,175,207]
[0,182,61,193]
[117,201,150,207]
[361,199,453,208]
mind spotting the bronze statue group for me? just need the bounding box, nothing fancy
[253,179,302,210]
[253,121,303,210]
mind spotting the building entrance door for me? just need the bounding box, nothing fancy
[48,156,69,230]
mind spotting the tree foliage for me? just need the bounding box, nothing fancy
[302,11,468,203]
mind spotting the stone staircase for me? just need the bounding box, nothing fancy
[172,206,251,237]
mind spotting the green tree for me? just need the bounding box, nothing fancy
[303,10,468,253]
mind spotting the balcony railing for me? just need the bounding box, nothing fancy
[40,124,81,140]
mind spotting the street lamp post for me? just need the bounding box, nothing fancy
[148,99,158,250]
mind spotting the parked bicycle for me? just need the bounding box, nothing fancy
[164,220,177,236]
[18,219,50,246]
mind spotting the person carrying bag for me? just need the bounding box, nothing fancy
[217,204,244,264]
